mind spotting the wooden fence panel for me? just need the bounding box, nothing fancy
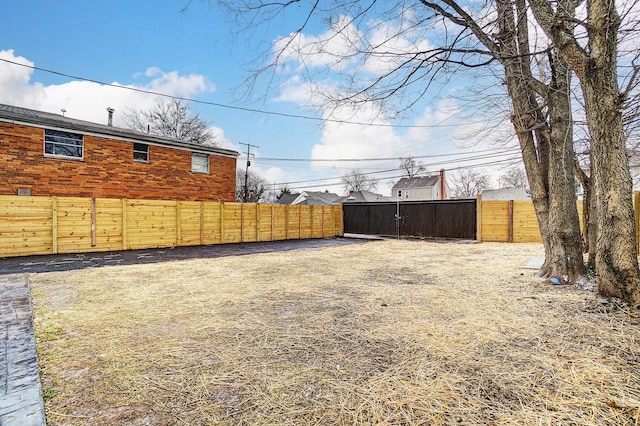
[0,195,344,258]
[300,206,313,239]
[335,205,344,236]
[0,196,53,256]
[256,204,272,242]
[512,201,541,242]
[241,204,258,243]
[202,202,222,245]
[479,198,585,243]
[286,205,301,240]
[94,198,124,251]
[178,201,203,247]
[56,197,93,253]
[221,203,241,243]
[480,201,510,242]
[126,200,178,250]
[272,205,288,240]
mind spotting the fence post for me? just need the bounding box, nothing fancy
[176,201,182,247]
[256,204,261,242]
[285,204,289,240]
[240,203,245,242]
[271,204,276,241]
[508,199,514,243]
[200,201,205,245]
[220,202,225,244]
[91,197,97,247]
[476,194,482,242]
[122,198,128,250]
[52,196,58,254]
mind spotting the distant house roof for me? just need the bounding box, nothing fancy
[0,103,239,158]
[277,193,299,204]
[481,188,531,200]
[342,190,395,203]
[278,191,342,205]
[392,175,440,190]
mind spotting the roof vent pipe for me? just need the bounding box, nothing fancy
[106,107,115,126]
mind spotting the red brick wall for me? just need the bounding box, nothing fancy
[0,122,237,201]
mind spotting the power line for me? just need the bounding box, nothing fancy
[274,155,522,189]
[283,156,522,191]
[255,147,519,162]
[0,58,477,129]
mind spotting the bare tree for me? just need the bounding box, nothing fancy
[451,169,491,198]
[341,169,377,193]
[499,167,528,190]
[399,157,427,178]
[123,98,217,146]
[236,169,268,202]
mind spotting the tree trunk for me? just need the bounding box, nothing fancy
[585,75,640,301]
[575,158,597,269]
[529,0,640,303]
[496,0,584,281]
[546,52,586,282]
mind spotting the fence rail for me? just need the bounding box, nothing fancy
[0,196,344,258]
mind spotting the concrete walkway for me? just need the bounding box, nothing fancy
[0,274,46,426]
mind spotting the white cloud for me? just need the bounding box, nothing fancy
[273,16,361,71]
[0,50,216,129]
[208,125,234,150]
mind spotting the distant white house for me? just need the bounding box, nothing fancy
[391,171,448,200]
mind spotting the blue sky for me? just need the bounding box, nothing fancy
[0,1,522,196]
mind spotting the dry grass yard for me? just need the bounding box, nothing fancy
[30,240,640,425]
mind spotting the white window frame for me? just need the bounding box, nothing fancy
[397,190,402,198]
[44,129,84,160]
[192,153,210,174]
[133,143,149,163]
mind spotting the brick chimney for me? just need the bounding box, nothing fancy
[439,169,446,200]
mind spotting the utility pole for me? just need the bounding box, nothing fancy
[239,142,259,202]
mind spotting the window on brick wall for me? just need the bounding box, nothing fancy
[133,143,149,162]
[192,153,210,174]
[44,129,84,160]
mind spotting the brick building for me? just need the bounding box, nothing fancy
[0,104,238,201]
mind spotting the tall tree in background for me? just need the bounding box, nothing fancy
[341,169,377,193]
[236,169,268,202]
[399,157,427,178]
[499,167,528,190]
[123,98,217,146]
[451,169,491,198]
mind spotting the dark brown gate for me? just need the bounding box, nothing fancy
[342,199,476,239]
